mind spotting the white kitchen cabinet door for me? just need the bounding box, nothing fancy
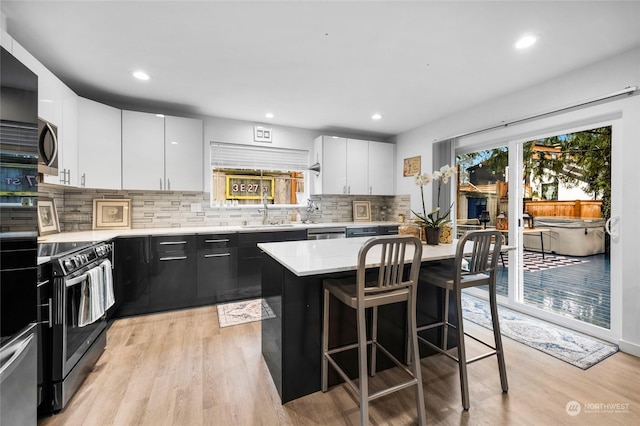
[78,98,122,189]
[368,141,395,195]
[321,136,348,194]
[122,110,164,190]
[59,87,78,186]
[164,115,203,191]
[346,138,368,194]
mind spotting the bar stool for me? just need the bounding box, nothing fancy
[416,229,508,410]
[322,235,426,426]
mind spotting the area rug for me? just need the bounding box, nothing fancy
[461,294,618,369]
[502,252,589,272]
[216,298,276,328]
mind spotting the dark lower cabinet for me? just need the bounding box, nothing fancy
[115,229,309,316]
[149,235,197,311]
[238,232,275,300]
[237,230,308,301]
[196,234,238,303]
[114,236,150,317]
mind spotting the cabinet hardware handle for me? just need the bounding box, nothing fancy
[204,253,231,258]
[352,231,377,236]
[159,256,188,261]
[204,239,230,243]
[160,178,163,190]
[81,173,86,188]
[159,241,187,245]
[167,179,171,190]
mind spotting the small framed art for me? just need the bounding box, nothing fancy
[93,199,132,230]
[37,198,60,236]
[353,201,371,222]
[403,155,421,177]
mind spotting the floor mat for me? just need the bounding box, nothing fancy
[216,298,276,328]
[461,294,618,369]
[502,251,590,272]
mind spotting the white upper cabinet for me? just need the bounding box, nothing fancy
[315,136,347,194]
[59,86,79,186]
[346,138,369,195]
[122,110,165,190]
[368,141,395,195]
[77,98,121,189]
[312,136,395,195]
[164,116,203,191]
[122,111,203,191]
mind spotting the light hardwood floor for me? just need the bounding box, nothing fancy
[39,305,640,426]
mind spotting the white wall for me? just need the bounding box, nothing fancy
[394,47,640,355]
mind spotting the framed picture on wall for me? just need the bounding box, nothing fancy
[37,198,60,236]
[93,198,131,230]
[403,155,421,177]
[353,201,371,222]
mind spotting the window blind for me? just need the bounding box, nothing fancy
[210,142,310,172]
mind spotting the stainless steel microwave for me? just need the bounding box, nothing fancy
[37,118,58,176]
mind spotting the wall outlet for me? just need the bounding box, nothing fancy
[190,203,202,213]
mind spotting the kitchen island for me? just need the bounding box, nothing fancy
[258,237,470,404]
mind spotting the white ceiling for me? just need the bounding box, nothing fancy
[2,1,639,139]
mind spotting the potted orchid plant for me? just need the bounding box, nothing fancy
[411,165,457,244]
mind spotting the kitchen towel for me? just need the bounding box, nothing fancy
[101,259,115,311]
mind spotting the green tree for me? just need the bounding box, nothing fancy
[525,126,611,219]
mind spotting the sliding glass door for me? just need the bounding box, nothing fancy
[456,117,621,341]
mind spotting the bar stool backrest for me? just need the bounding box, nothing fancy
[356,235,423,299]
[455,230,503,282]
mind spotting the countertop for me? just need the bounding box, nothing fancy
[258,237,466,277]
[37,221,402,244]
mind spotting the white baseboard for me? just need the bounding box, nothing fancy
[618,339,640,357]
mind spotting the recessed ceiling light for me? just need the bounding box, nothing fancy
[265,112,274,119]
[515,35,537,49]
[39,99,53,103]
[155,114,165,118]
[371,113,382,120]
[132,70,150,80]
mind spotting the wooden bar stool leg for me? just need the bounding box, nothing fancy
[454,288,470,411]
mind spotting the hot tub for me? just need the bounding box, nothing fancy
[526,217,606,257]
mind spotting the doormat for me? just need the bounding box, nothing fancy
[216,298,276,328]
[502,251,589,272]
[461,294,618,369]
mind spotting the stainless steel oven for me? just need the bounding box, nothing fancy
[38,240,113,412]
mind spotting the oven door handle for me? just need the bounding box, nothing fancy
[65,273,88,287]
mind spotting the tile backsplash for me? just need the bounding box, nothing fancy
[39,183,412,232]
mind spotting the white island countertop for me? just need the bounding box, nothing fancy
[258,237,470,277]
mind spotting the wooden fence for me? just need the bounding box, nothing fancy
[524,200,602,218]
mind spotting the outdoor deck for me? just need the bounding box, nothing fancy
[495,252,610,329]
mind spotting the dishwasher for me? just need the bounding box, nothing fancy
[307,227,346,240]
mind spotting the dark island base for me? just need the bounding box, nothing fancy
[261,254,459,404]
